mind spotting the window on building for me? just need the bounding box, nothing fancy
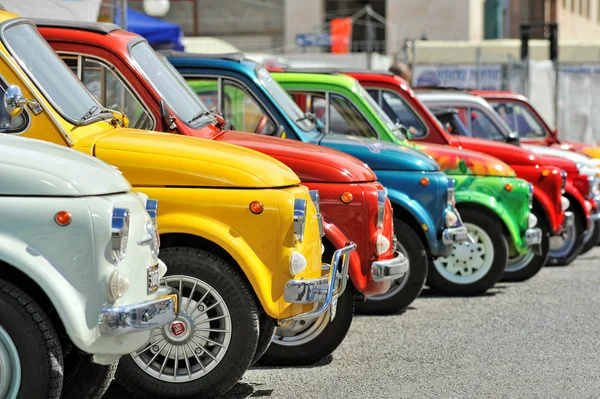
[579,0,583,14]
[572,0,576,12]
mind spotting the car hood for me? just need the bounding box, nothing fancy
[412,142,515,177]
[456,136,546,166]
[0,134,131,196]
[90,129,300,188]
[318,134,439,172]
[524,144,599,177]
[215,130,377,183]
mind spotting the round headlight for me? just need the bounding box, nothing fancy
[528,213,538,228]
[108,269,130,301]
[289,251,307,276]
[561,196,570,212]
[445,210,458,227]
[376,234,391,255]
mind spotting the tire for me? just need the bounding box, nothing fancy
[61,347,117,399]
[0,279,63,399]
[502,209,550,282]
[548,203,586,266]
[355,219,427,315]
[250,311,275,366]
[427,209,508,296]
[115,247,260,399]
[258,286,354,367]
[581,219,600,255]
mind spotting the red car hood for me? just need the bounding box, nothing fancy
[455,136,548,166]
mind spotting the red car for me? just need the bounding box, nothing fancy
[36,21,408,396]
[345,72,587,266]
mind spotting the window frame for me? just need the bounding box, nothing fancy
[288,90,380,139]
[57,51,156,131]
[368,87,430,139]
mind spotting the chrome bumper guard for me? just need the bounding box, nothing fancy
[371,251,409,282]
[442,225,470,245]
[281,242,356,323]
[98,287,178,336]
[561,211,575,232]
[525,227,543,255]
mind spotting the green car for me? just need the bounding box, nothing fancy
[273,71,545,287]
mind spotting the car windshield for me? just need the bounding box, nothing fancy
[3,23,103,122]
[129,41,214,127]
[489,101,546,139]
[356,82,405,140]
[256,66,316,132]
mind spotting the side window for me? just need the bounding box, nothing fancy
[308,93,377,138]
[61,55,153,130]
[367,89,380,104]
[0,79,27,133]
[490,102,545,138]
[469,108,506,141]
[222,80,276,135]
[187,78,220,111]
[380,90,427,138]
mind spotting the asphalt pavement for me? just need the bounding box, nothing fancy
[105,247,600,399]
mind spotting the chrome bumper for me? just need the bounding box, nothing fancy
[525,227,543,255]
[371,251,409,282]
[281,242,356,323]
[98,287,178,336]
[561,211,575,232]
[442,225,470,245]
[591,213,600,222]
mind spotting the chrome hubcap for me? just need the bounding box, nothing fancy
[0,327,20,399]
[131,275,231,382]
[272,312,330,347]
[549,219,577,258]
[506,250,535,273]
[433,222,494,285]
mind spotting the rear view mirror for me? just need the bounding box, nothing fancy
[506,131,520,145]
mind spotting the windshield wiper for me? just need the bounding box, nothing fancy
[187,110,213,124]
[81,105,99,121]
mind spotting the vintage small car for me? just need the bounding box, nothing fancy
[0,134,177,399]
[416,90,588,266]
[162,55,478,296]
[36,21,401,368]
[0,11,349,399]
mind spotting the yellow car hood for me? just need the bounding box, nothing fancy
[91,129,300,188]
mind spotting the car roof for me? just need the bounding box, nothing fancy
[416,91,489,106]
[32,18,121,34]
[159,50,246,62]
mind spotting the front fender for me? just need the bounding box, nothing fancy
[564,181,590,229]
[0,233,94,353]
[532,187,562,235]
[157,212,312,320]
[455,190,527,254]
[385,187,441,255]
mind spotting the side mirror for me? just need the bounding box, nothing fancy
[506,131,520,145]
[4,85,26,117]
[395,122,411,139]
[159,100,176,130]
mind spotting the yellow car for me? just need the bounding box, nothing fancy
[0,10,354,399]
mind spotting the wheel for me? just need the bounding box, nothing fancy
[580,219,600,255]
[115,247,260,399]
[0,279,63,399]
[548,203,585,266]
[427,209,508,296]
[355,219,427,315]
[250,311,275,366]
[502,209,550,282]
[61,347,117,399]
[258,286,354,367]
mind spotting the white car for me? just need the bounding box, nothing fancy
[0,135,177,399]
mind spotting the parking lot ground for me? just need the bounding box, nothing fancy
[106,247,600,399]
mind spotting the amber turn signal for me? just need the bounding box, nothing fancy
[249,201,264,214]
[542,170,549,177]
[340,192,353,204]
[420,177,429,186]
[54,211,71,226]
[504,183,513,192]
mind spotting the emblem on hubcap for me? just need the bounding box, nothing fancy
[170,321,186,337]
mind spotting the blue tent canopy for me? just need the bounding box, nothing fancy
[116,8,184,51]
